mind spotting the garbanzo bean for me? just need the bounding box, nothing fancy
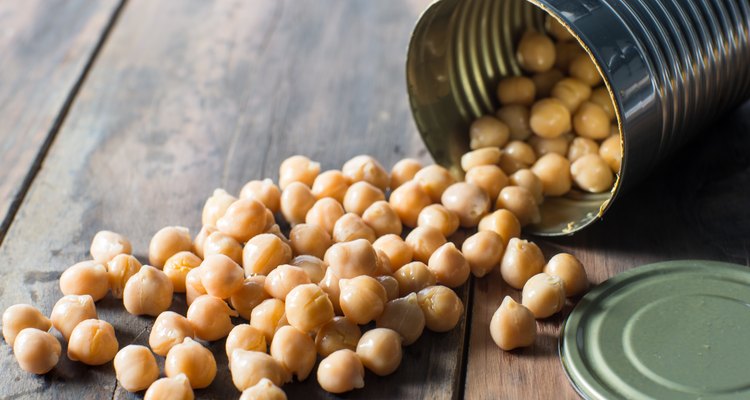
[496,105,532,141]
[405,226,447,263]
[324,239,379,279]
[243,233,293,276]
[388,180,432,228]
[279,155,320,190]
[503,140,537,169]
[390,159,423,190]
[315,317,361,357]
[530,98,571,138]
[231,275,269,320]
[202,189,237,227]
[495,186,541,227]
[90,230,131,263]
[226,324,267,358]
[59,260,109,301]
[567,136,599,163]
[163,251,202,293]
[571,154,614,193]
[417,204,460,237]
[500,238,545,289]
[319,268,343,315]
[461,147,502,172]
[200,254,244,299]
[417,285,464,332]
[393,261,437,297]
[356,328,403,376]
[470,115,510,150]
[569,53,602,86]
[165,337,217,389]
[342,155,389,191]
[599,134,622,173]
[590,87,616,120]
[149,311,195,356]
[123,265,174,316]
[427,242,471,288]
[339,276,387,325]
[544,253,588,297]
[240,179,281,213]
[187,295,237,341]
[516,31,556,73]
[107,254,142,299]
[343,181,385,216]
[270,325,317,381]
[13,328,60,374]
[497,76,536,106]
[554,41,585,70]
[462,231,505,278]
[528,134,570,158]
[265,264,311,300]
[441,182,490,228]
[377,275,400,301]
[372,234,412,271]
[573,102,610,139]
[200,231,241,265]
[290,255,327,284]
[285,284,334,334]
[2,304,51,347]
[312,170,350,203]
[362,200,403,237]
[306,198,346,235]
[144,374,194,400]
[375,250,394,276]
[251,298,288,342]
[546,14,573,41]
[281,182,317,225]
[317,349,365,394]
[375,294,425,345]
[289,224,332,259]
[192,225,216,259]
[551,78,591,112]
[240,378,288,400]
[413,164,457,203]
[490,296,536,351]
[67,319,118,365]
[478,209,521,246]
[332,213,376,243]
[531,68,565,98]
[185,266,206,306]
[509,169,544,205]
[522,273,566,318]
[530,152,572,196]
[464,165,508,201]
[231,349,291,391]
[50,295,96,341]
[114,345,159,392]
[217,199,267,243]
[149,226,193,268]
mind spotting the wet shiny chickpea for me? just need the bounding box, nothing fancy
[339,276,387,325]
[495,186,540,227]
[546,14,573,40]
[123,265,174,316]
[573,102,611,140]
[324,239,379,278]
[332,213,376,243]
[569,53,602,86]
[342,155,389,191]
[599,134,622,173]
[231,349,291,390]
[187,295,237,341]
[503,140,537,169]
[311,170,349,203]
[544,253,588,297]
[554,41,585,71]
[465,165,509,201]
[567,137,599,163]
[362,200,403,237]
[90,230,131,263]
[251,298,288,342]
[343,181,385,216]
[13,328,61,374]
[114,345,159,392]
[264,264,311,300]
[417,204,460,237]
[226,324,267,359]
[240,178,281,213]
[571,154,615,193]
[192,225,217,259]
[317,349,365,394]
[490,296,536,351]
[289,224,332,259]
[240,378,288,400]
[376,294,425,345]
[530,98,571,139]
[417,286,464,332]
[107,254,142,299]
[462,231,505,278]
[427,243,471,288]
[270,325,316,381]
[230,275,269,319]
[356,328,403,376]
[551,78,592,112]
[460,147,502,172]
[3,304,51,347]
[59,260,109,301]
[497,76,536,106]
[315,317,361,357]
[279,155,320,190]
[590,87,616,120]
[319,268,343,315]
[50,295,96,341]
[244,233,293,276]
[165,337,216,389]
[376,276,400,301]
[199,254,244,299]
[441,182,490,228]
[286,284,334,334]
[390,159,423,190]
[516,31,556,73]
[216,199,267,243]
[306,198,346,235]
[500,238,545,289]
[388,180,432,228]
[393,261,437,297]
[149,311,195,356]
[149,226,193,268]
[496,105,532,141]
[405,226,447,263]
[531,152,572,196]
[413,164,457,203]
[280,182,317,225]
[478,209,521,246]
[200,231,241,265]
[470,115,510,149]
[202,189,237,227]
[510,169,544,205]
[290,255,327,284]
[67,319,118,365]
[144,374,194,400]
[162,251,201,293]
[531,68,565,98]
[522,273,566,319]
[185,266,206,306]
[372,234,412,271]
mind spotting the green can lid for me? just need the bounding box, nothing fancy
[560,260,750,400]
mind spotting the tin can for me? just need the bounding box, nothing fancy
[406,0,750,235]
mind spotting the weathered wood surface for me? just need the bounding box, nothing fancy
[0,0,122,242]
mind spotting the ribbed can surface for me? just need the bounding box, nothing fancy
[406,0,750,235]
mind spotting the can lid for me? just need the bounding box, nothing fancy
[560,260,750,399]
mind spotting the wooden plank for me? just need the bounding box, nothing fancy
[0,1,475,399]
[0,0,122,241]
[465,100,750,399]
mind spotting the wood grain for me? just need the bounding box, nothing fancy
[0,0,122,242]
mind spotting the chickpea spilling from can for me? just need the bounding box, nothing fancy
[2,16,601,399]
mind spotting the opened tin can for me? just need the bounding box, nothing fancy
[406,0,750,235]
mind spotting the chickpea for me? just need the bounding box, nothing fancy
[342,155,389,191]
[2,304,51,347]
[324,239,379,279]
[590,87,616,120]
[478,209,521,246]
[202,189,237,227]
[266,225,291,247]
[376,276,400,301]
[356,328,403,376]
[567,136,599,163]
[123,265,174,316]
[530,152,572,196]
[460,147,502,172]
[522,273,566,318]
[339,276,387,325]
[569,53,602,86]
[149,226,193,268]
[362,200,403,237]
[107,254,142,298]
[376,294,425,345]
[240,378,288,400]
[264,208,277,231]
[192,225,217,259]
[13,328,60,374]
[495,186,541,226]
[388,180,432,227]
[490,296,536,351]
[217,199,267,243]
[573,102,610,140]
[290,255,327,284]
[390,158,423,190]
[231,275,269,319]
[496,105,532,141]
[317,349,365,394]
[464,165,508,201]
[89,230,131,263]
[263,264,310,300]
[270,325,316,381]
[251,298,288,342]
[165,337,216,389]
[149,311,195,356]
[546,14,574,41]
[67,319,118,365]
[319,268,343,315]
[497,76,536,106]
[416,204,459,237]
[554,41,585,71]
[599,134,622,173]
[279,155,320,190]
[528,134,569,158]
[203,230,243,265]
[59,260,109,301]
[240,179,281,213]
[571,154,614,193]
[373,234,412,271]
[187,295,237,341]
[114,345,159,392]
[462,231,505,278]
[144,374,194,400]
[343,181,385,216]
[531,68,565,98]
[551,78,591,112]
[427,242,471,288]
[315,317,361,357]
[516,31,556,72]
[504,140,537,166]
[286,284,334,333]
[544,253,588,297]
[306,197,346,235]
[311,170,349,203]
[529,98,571,139]
[510,169,544,205]
[441,182,490,228]
[500,238,545,289]
[243,233,293,276]
[288,224,331,259]
[470,115,510,149]
[393,261,436,297]
[405,226,447,263]
[163,251,201,293]
[413,164,457,203]
[417,286,464,332]
[227,324,267,359]
[185,266,206,306]
[50,295,96,341]
[280,182,317,225]
[199,254,244,299]
[231,349,290,390]
[332,213,376,243]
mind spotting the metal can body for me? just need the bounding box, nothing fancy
[406,0,750,235]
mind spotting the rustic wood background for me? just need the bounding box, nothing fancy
[0,0,748,399]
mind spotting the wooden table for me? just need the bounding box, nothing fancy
[1,1,748,399]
